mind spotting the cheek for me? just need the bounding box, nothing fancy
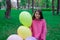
[35,14,37,17]
[39,15,40,18]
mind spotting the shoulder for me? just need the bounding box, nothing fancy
[41,19,46,23]
[32,20,35,23]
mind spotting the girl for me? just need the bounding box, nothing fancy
[30,10,47,40]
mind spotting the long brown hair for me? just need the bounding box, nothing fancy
[32,10,43,20]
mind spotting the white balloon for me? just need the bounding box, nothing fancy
[26,37,37,40]
[7,34,23,40]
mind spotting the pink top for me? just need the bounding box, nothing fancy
[30,19,47,40]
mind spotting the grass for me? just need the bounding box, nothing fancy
[0,10,60,40]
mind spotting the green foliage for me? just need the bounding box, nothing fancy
[20,0,27,6]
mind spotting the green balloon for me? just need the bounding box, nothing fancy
[19,11,32,27]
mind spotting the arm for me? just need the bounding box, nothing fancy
[41,20,47,40]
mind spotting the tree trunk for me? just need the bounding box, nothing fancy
[0,2,1,9]
[52,0,55,15]
[46,0,49,8]
[57,0,59,15]
[5,0,11,19]
[32,0,34,13]
[17,0,20,9]
[37,0,39,7]
[28,0,30,9]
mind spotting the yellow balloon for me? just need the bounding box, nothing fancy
[19,11,32,27]
[17,26,32,39]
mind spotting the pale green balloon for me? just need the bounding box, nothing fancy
[19,11,32,27]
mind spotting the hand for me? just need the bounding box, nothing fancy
[37,37,43,40]
[36,38,38,40]
[41,39,43,40]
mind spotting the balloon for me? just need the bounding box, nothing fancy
[19,11,32,27]
[7,34,23,40]
[17,26,32,39]
[25,37,37,40]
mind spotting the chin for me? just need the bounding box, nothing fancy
[36,18,39,20]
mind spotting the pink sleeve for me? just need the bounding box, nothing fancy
[30,20,33,31]
[30,23,35,37]
[41,20,47,40]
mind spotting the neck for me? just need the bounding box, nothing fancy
[35,19,40,20]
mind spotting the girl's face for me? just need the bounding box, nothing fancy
[35,11,40,20]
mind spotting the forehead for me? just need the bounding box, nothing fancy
[35,11,40,14]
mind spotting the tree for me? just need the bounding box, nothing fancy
[32,0,34,13]
[52,0,55,15]
[21,0,27,8]
[5,0,11,19]
[46,0,49,8]
[57,0,59,15]
[0,1,1,9]
[17,0,20,9]
[28,0,30,9]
